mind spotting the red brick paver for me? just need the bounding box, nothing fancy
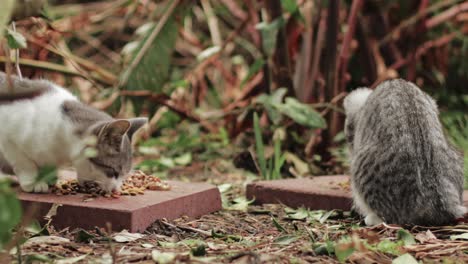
[247,176,468,211]
[18,172,221,232]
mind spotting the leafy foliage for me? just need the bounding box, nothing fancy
[0,179,22,249]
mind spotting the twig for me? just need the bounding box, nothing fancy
[119,0,180,88]
[201,0,222,47]
[2,44,14,92]
[106,223,117,264]
[0,56,87,78]
[305,11,325,102]
[120,90,218,133]
[160,220,212,237]
[338,0,364,92]
[379,0,463,46]
[425,1,468,29]
[11,22,22,79]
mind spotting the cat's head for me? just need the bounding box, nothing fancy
[74,118,147,192]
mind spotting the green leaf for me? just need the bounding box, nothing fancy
[253,112,267,178]
[334,242,355,263]
[450,233,468,240]
[256,17,285,57]
[74,229,95,243]
[151,250,176,264]
[6,29,27,49]
[276,98,327,128]
[319,210,335,224]
[285,207,309,220]
[0,0,15,36]
[375,240,403,255]
[174,153,192,166]
[23,254,52,263]
[272,217,287,233]
[0,179,21,248]
[281,0,298,13]
[274,235,298,245]
[397,229,416,246]
[392,253,419,264]
[37,166,57,185]
[256,88,287,125]
[217,183,232,194]
[121,9,178,92]
[241,58,264,86]
[191,243,206,256]
[227,196,254,211]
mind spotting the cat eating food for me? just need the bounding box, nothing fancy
[343,79,466,226]
[0,72,147,193]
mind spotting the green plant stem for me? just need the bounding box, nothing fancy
[253,112,267,179]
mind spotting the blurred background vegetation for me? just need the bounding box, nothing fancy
[0,0,466,178]
[0,0,467,247]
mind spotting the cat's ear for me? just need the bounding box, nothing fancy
[127,118,148,139]
[97,120,131,152]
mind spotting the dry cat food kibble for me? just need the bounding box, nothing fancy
[50,170,170,198]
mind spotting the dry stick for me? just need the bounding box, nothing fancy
[379,0,463,47]
[106,222,117,264]
[119,0,180,88]
[305,13,325,103]
[319,0,340,161]
[337,0,364,92]
[160,220,212,237]
[2,43,14,92]
[7,34,116,85]
[201,0,222,47]
[0,56,87,78]
[219,0,248,20]
[120,90,218,133]
[11,22,22,79]
[425,1,468,29]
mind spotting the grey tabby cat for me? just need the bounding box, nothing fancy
[343,79,465,226]
[0,72,147,193]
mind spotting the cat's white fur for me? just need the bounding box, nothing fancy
[0,83,118,192]
[343,88,373,116]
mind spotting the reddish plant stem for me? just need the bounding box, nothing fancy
[305,15,326,103]
[425,1,468,28]
[338,0,364,92]
[317,0,340,161]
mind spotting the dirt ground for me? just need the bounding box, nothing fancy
[4,161,468,263]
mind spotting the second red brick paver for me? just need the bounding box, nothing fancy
[246,175,468,211]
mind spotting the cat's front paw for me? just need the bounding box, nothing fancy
[20,182,49,193]
[364,213,383,226]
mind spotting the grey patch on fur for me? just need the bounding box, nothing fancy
[61,100,146,179]
[344,79,465,226]
[0,72,53,103]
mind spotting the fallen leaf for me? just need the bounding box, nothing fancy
[397,229,416,246]
[113,230,145,242]
[274,235,298,245]
[141,243,154,248]
[23,236,70,247]
[450,233,468,240]
[74,229,95,243]
[392,253,419,264]
[414,230,437,243]
[151,250,176,264]
[55,254,88,264]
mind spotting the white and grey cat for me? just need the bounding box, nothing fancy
[0,72,147,193]
[344,79,466,226]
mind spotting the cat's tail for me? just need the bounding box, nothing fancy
[0,72,53,101]
[343,88,373,116]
